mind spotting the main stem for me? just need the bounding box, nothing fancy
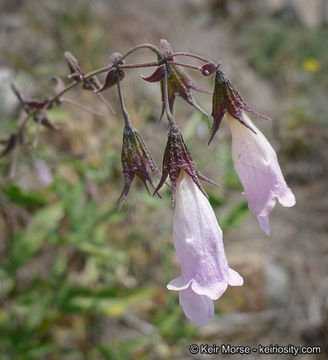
[116,79,131,127]
[48,64,114,106]
[166,61,201,72]
[48,60,164,109]
[163,65,175,126]
[47,50,205,112]
[171,52,212,63]
[11,43,212,143]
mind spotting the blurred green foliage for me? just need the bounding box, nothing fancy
[0,146,248,359]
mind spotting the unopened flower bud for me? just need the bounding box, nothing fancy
[110,52,124,65]
[118,124,160,209]
[160,39,173,60]
[201,62,218,76]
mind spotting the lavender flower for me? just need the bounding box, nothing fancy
[210,69,295,235]
[227,112,296,235]
[168,170,243,325]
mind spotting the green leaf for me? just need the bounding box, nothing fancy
[61,287,154,316]
[3,185,47,206]
[10,203,64,270]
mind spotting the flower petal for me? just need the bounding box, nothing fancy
[168,171,243,324]
[191,280,228,300]
[167,277,191,291]
[228,268,244,286]
[278,188,296,208]
[257,215,270,236]
[172,172,229,288]
[228,112,296,219]
[169,171,243,298]
[179,287,214,325]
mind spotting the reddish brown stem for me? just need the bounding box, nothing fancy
[116,79,131,127]
[171,52,212,63]
[166,61,201,72]
[163,65,175,126]
[118,61,161,69]
[119,44,161,62]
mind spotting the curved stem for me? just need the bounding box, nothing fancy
[166,61,201,72]
[119,44,161,62]
[15,64,115,134]
[84,64,114,80]
[171,52,212,63]
[49,64,114,106]
[163,65,175,126]
[47,60,161,109]
[118,61,161,69]
[116,79,131,127]
[48,81,79,106]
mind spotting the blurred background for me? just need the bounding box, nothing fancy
[0,0,327,359]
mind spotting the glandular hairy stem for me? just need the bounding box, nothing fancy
[163,65,175,126]
[119,43,162,62]
[116,78,131,128]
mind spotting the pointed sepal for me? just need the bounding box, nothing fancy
[11,83,47,111]
[142,65,165,83]
[95,69,125,93]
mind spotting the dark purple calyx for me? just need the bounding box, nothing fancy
[118,124,160,210]
[209,69,271,144]
[142,39,209,120]
[159,64,209,121]
[154,123,218,206]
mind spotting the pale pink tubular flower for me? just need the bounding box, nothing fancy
[227,112,296,235]
[168,170,243,325]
